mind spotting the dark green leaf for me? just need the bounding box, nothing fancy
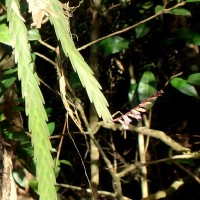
[69,71,81,90]
[155,5,164,14]
[170,77,199,97]
[28,29,41,41]
[0,68,17,97]
[187,73,200,86]
[138,70,157,102]
[173,29,200,45]
[99,36,129,55]
[166,8,191,16]
[128,83,137,103]
[192,33,200,45]
[135,23,151,38]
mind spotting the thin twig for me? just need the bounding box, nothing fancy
[78,1,185,51]
[55,116,67,170]
[56,183,132,200]
[35,52,57,67]
[100,123,190,152]
[118,153,200,178]
[172,160,200,184]
[38,40,56,52]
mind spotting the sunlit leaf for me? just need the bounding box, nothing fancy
[0,23,11,45]
[166,8,191,16]
[99,36,129,55]
[170,77,198,97]
[6,0,57,199]
[187,73,200,86]
[135,23,151,38]
[138,70,157,102]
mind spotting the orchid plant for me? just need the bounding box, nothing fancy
[113,90,164,129]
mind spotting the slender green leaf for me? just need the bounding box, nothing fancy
[166,8,191,16]
[49,0,112,122]
[170,77,198,97]
[138,70,157,102]
[60,159,72,167]
[186,0,200,2]
[128,82,137,103]
[99,36,129,55]
[0,23,11,45]
[187,73,200,86]
[135,23,151,38]
[6,0,57,199]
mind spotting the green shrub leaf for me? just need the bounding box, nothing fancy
[0,67,17,97]
[166,8,191,16]
[186,0,200,2]
[99,36,129,55]
[187,73,200,86]
[135,23,151,38]
[155,5,164,14]
[138,70,157,102]
[170,77,199,97]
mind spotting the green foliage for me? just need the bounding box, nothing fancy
[155,5,164,14]
[170,77,199,97]
[48,122,56,136]
[13,167,27,189]
[48,0,112,123]
[0,23,11,45]
[187,73,200,86]
[135,23,151,39]
[0,67,17,97]
[29,177,39,194]
[174,29,200,45]
[99,36,129,55]
[186,0,200,2]
[166,8,191,16]
[5,0,57,200]
[138,70,157,102]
